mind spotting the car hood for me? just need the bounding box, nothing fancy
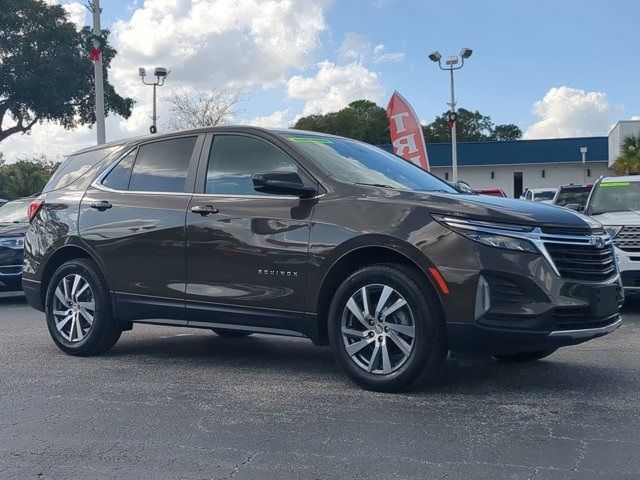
[0,223,29,237]
[590,211,640,226]
[382,189,602,231]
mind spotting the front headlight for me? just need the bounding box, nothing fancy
[0,237,24,249]
[432,215,538,254]
[603,226,622,239]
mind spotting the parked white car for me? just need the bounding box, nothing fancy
[523,187,557,204]
[584,175,640,291]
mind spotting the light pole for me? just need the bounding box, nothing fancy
[139,67,169,134]
[580,147,588,183]
[428,48,473,183]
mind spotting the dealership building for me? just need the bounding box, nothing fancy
[382,119,640,198]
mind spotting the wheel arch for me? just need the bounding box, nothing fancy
[40,243,110,308]
[313,241,446,346]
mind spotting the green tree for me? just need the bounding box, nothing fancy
[0,0,134,143]
[293,100,390,144]
[613,133,640,175]
[0,156,59,199]
[422,108,522,143]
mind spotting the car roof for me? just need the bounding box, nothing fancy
[601,175,640,183]
[68,126,340,156]
[530,187,557,192]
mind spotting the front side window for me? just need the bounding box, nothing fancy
[281,134,456,193]
[206,135,300,195]
[45,145,122,192]
[127,137,197,193]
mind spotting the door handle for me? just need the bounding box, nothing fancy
[90,200,112,211]
[190,204,219,216]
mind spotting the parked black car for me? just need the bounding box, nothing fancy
[0,198,31,294]
[23,127,623,391]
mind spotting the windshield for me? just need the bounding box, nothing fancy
[590,180,640,215]
[555,187,592,207]
[0,200,30,223]
[534,190,556,201]
[283,135,457,193]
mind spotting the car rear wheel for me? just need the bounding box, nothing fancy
[45,259,121,356]
[328,264,447,392]
[494,349,557,363]
[211,328,253,338]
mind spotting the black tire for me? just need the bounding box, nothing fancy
[494,349,557,363]
[211,328,253,338]
[328,264,447,392]
[45,258,121,356]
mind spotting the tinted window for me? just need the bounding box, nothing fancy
[206,135,299,195]
[45,145,121,192]
[555,186,592,207]
[282,135,456,193]
[590,181,640,214]
[128,137,196,193]
[0,199,31,223]
[102,149,136,190]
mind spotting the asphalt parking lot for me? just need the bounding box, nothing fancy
[1,296,639,480]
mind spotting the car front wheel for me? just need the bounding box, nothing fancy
[328,264,447,392]
[45,259,121,356]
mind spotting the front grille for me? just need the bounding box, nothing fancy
[553,307,619,330]
[544,243,616,281]
[615,226,640,252]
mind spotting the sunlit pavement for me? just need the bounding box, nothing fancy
[1,295,639,480]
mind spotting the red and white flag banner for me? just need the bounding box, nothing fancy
[386,91,430,171]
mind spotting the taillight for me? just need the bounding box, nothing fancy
[28,200,44,223]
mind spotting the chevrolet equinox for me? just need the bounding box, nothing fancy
[23,127,623,392]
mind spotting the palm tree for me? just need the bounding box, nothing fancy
[613,133,640,175]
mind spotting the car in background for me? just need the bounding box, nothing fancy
[447,180,475,194]
[584,175,640,292]
[476,188,507,197]
[552,183,593,210]
[523,187,557,204]
[0,198,31,296]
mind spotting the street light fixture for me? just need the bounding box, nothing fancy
[139,66,170,134]
[428,47,473,182]
[580,147,588,183]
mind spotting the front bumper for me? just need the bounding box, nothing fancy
[0,267,22,293]
[426,226,623,356]
[616,246,640,290]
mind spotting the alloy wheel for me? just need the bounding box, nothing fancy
[341,284,416,374]
[52,274,95,343]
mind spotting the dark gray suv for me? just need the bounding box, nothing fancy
[23,127,623,391]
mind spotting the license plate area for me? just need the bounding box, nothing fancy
[591,285,619,317]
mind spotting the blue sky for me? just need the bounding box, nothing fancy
[4,0,640,158]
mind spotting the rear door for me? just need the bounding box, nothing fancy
[185,133,315,334]
[79,134,204,321]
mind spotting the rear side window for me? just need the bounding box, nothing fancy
[126,137,197,193]
[45,145,121,192]
[102,149,136,191]
[206,135,299,195]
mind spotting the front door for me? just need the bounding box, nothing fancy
[79,135,203,321]
[185,133,314,334]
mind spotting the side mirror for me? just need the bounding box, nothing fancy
[565,203,583,212]
[252,172,316,198]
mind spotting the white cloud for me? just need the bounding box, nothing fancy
[247,109,294,129]
[631,115,640,121]
[337,33,369,64]
[62,2,87,30]
[525,86,622,139]
[372,44,405,63]
[287,61,385,115]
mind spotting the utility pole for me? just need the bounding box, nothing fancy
[90,0,106,144]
